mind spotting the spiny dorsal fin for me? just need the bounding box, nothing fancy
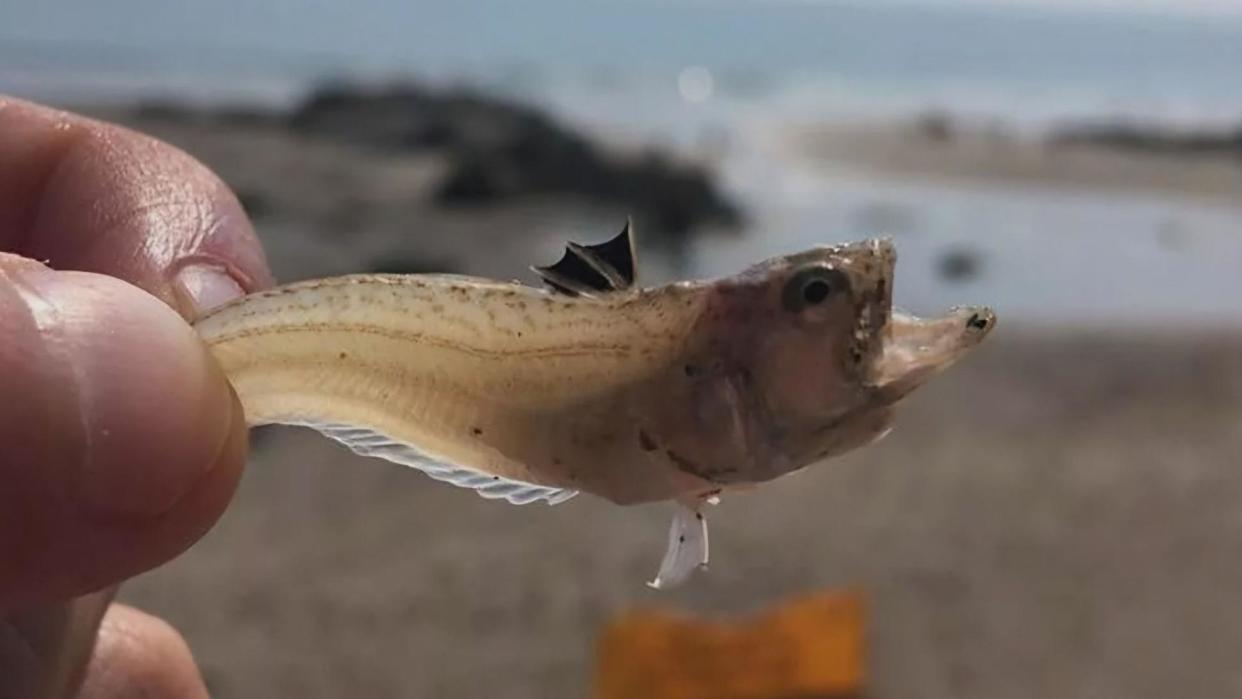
[533,219,637,297]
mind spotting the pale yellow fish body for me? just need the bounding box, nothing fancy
[196,273,717,506]
[194,230,995,587]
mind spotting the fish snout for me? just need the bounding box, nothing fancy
[870,304,997,401]
[960,306,997,342]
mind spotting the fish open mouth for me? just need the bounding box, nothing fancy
[845,238,995,400]
[871,305,996,401]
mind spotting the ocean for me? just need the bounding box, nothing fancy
[5,1,1242,128]
[2,0,1241,324]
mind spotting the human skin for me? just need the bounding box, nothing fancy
[0,95,273,698]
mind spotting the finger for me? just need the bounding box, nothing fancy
[0,260,247,611]
[0,95,273,319]
[77,604,209,699]
[0,588,115,699]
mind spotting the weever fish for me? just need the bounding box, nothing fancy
[192,222,995,588]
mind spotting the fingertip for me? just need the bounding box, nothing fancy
[79,605,209,699]
[0,264,248,607]
[16,269,236,519]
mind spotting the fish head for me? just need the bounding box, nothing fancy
[697,238,994,480]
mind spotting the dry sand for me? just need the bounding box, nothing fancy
[97,108,1242,698]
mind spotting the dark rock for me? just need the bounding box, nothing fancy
[915,111,954,143]
[435,157,523,203]
[289,83,743,242]
[1051,120,1242,156]
[937,247,982,283]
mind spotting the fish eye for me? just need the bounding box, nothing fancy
[782,265,851,312]
[802,278,832,304]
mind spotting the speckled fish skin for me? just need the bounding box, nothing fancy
[194,238,993,505]
[195,271,712,503]
[194,236,994,588]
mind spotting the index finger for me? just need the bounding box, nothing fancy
[0,96,273,317]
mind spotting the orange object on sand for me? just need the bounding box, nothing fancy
[594,590,866,699]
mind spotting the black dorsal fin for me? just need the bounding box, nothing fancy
[533,219,637,297]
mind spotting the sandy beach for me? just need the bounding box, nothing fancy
[82,100,1242,699]
[784,117,1242,207]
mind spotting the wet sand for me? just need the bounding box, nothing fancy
[784,119,1242,207]
[96,107,1242,698]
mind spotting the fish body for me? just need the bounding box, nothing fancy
[196,272,713,505]
[194,224,995,587]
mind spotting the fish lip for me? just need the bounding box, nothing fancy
[869,304,996,401]
[845,238,896,367]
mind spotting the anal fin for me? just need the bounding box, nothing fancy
[285,420,578,506]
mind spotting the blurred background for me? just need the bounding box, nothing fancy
[4,1,1242,697]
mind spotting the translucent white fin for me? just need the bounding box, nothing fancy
[286,420,578,506]
[647,503,709,589]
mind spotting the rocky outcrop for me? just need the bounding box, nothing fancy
[288,84,743,240]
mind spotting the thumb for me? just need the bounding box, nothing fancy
[0,254,247,611]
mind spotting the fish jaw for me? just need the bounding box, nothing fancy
[870,305,996,402]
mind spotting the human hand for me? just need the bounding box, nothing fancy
[0,96,273,698]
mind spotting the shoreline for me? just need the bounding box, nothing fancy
[779,117,1242,209]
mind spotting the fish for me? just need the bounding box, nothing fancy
[192,222,995,588]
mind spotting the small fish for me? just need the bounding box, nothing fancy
[193,222,995,588]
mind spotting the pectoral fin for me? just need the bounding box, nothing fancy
[647,503,709,589]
